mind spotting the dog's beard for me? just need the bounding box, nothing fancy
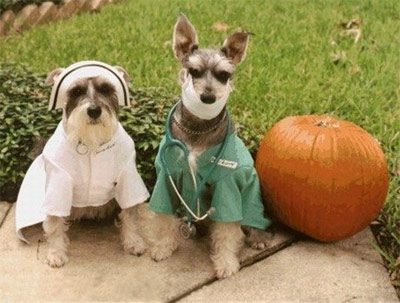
[65,104,117,152]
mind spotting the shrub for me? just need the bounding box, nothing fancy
[0,0,62,15]
[0,64,175,200]
[0,64,259,201]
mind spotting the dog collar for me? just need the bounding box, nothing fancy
[48,60,130,110]
[172,105,227,135]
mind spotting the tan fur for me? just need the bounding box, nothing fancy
[242,225,274,249]
[44,202,145,267]
[210,222,244,279]
[173,13,198,60]
[119,206,147,255]
[222,32,250,65]
[146,212,180,262]
[43,216,70,267]
[45,68,64,86]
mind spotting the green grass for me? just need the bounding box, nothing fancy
[0,0,399,292]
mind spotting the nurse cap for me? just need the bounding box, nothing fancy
[48,60,130,110]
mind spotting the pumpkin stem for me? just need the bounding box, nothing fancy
[314,119,339,128]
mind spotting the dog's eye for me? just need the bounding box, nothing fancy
[214,71,231,84]
[188,68,203,78]
[97,83,114,95]
[69,86,86,98]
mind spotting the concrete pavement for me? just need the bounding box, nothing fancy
[183,228,398,302]
[0,202,397,302]
[0,203,294,301]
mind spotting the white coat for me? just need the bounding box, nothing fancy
[16,121,149,243]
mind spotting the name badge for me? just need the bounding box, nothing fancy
[96,142,116,155]
[210,156,238,169]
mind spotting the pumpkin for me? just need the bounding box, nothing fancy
[255,115,389,242]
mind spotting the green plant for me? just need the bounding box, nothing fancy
[0,63,263,201]
[0,64,175,200]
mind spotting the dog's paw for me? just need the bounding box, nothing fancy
[214,258,240,279]
[244,227,273,250]
[249,241,268,250]
[47,250,68,268]
[124,240,147,256]
[150,247,174,262]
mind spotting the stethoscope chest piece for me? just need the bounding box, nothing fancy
[179,222,196,239]
[76,142,88,155]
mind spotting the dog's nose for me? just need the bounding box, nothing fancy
[87,105,102,119]
[200,93,216,104]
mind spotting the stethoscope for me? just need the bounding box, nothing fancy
[159,102,231,237]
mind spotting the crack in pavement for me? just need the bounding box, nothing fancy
[169,236,298,303]
[0,202,12,229]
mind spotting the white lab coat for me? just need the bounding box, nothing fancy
[16,121,149,242]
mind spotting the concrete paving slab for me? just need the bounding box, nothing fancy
[0,205,295,302]
[182,228,398,302]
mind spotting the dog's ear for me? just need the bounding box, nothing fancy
[45,68,64,86]
[221,32,250,65]
[114,66,131,83]
[173,13,199,61]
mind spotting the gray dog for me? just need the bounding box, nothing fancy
[16,61,149,267]
[146,14,272,279]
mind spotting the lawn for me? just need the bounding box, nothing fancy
[0,0,399,291]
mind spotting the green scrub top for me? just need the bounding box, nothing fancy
[149,133,271,230]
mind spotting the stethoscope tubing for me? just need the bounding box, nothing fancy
[160,102,231,222]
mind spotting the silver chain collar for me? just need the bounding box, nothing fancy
[171,112,227,135]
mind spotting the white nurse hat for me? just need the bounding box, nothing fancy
[48,60,130,110]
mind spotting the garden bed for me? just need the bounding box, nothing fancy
[0,0,123,37]
[0,64,260,201]
[0,64,174,200]
[0,0,62,15]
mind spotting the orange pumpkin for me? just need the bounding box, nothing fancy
[256,115,389,242]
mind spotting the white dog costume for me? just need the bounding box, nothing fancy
[16,61,149,243]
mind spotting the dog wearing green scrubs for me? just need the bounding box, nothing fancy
[147,14,272,279]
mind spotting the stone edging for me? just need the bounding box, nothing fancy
[0,0,126,38]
